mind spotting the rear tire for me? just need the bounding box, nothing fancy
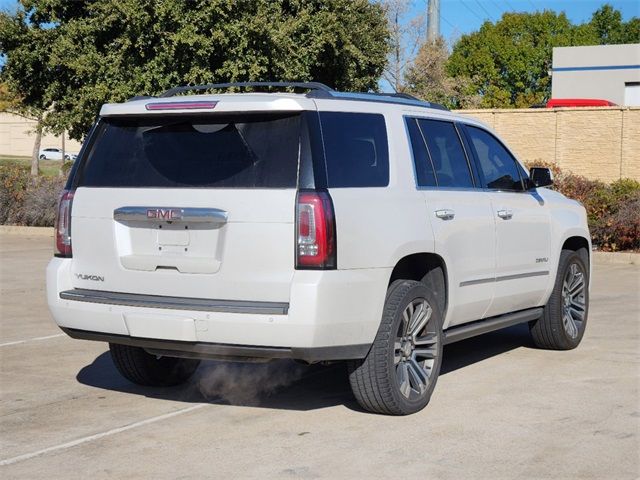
[348,280,443,415]
[530,248,589,350]
[109,343,200,386]
[39,154,46,160]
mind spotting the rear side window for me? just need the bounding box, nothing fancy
[319,112,389,188]
[465,126,524,191]
[77,113,301,188]
[417,119,474,188]
[406,118,437,187]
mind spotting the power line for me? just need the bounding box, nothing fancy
[504,0,517,12]
[488,0,505,19]
[459,0,485,22]
[474,0,496,21]
[527,0,537,10]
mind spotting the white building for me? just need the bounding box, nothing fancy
[551,44,640,106]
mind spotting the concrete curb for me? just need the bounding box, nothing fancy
[0,225,53,236]
[592,251,639,266]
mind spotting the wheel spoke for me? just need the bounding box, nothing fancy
[397,362,411,398]
[569,276,584,295]
[563,313,577,338]
[408,301,431,337]
[414,333,437,346]
[413,347,436,359]
[394,341,402,365]
[569,306,584,321]
[402,309,410,335]
[407,358,428,393]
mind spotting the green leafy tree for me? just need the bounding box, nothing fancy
[584,4,640,44]
[1,0,389,140]
[445,5,639,108]
[0,9,60,175]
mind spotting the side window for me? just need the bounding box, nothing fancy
[466,126,524,191]
[319,112,389,188]
[417,119,474,188]
[406,118,436,187]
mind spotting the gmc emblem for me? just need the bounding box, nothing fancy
[146,208,183,220]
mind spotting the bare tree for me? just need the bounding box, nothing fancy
[381,0,427,92]
[404,37,481,108]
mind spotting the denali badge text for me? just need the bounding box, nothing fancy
[146,208,183,220]
[75,273,104,282]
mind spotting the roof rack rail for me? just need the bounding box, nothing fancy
[160,82,334,98]
[157,81,449,111]
[361,92,449,111]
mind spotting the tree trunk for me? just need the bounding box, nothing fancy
[30,117,43,177]
[59,131,66,176]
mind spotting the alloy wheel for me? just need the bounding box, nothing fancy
[561,263,586,339]
[394,298,439,400]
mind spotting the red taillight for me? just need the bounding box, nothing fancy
[296,191,336,269]
[55,190,74,257]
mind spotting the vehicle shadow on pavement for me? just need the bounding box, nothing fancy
[76,323,534,412]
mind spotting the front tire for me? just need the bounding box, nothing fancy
[530,248,589,350]
[348,280,443,415]
[109,343,200,386]
[39,154,46,160]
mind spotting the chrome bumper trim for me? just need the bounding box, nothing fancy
[59,289,289,315]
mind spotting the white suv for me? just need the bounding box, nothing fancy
[47,82,591,415]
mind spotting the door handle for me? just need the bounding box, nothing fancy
[435,209,455,220]
[497,209,513,220]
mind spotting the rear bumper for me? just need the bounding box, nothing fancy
[61,327,370,363]
[47,258,390,360]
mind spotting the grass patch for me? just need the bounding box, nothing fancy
[0,154,64,177]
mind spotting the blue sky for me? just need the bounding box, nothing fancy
[410,0,639,44]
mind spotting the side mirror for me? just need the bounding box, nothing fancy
[528,167,553,188]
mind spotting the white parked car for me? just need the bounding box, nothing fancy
[47,82,591,415]
[39,147,78,161]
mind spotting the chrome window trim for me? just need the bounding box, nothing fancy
[462,124,529,192]
[402,115,479,191]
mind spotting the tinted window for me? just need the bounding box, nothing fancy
[406,118,437,187]
[320,112,389,188]
[77,113,301,188]
[417,119,473,188]
[466,126,524,191]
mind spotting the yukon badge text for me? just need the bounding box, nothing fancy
[75,273,105,282]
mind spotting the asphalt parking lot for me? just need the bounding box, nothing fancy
[1,232,638,479]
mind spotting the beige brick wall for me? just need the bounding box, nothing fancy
[0,112,82,157]
[456,107,640,182]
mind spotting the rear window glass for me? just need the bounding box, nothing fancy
[319,112,389,188]
[77,113,301,188]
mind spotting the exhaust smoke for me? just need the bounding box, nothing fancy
[196,360,306,405]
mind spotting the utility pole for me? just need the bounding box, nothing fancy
[427,0,440,42]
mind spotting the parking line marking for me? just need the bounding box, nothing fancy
[0,404,207,466]
[0,334,66,347]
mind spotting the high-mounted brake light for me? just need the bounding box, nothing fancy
[55,190,74,257]
[296,191,336,269]
[145,101,218,110]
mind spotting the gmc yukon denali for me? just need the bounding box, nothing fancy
[47,82,591,415]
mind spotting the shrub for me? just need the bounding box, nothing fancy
[0,164,65,227]
[526,161,640,251]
